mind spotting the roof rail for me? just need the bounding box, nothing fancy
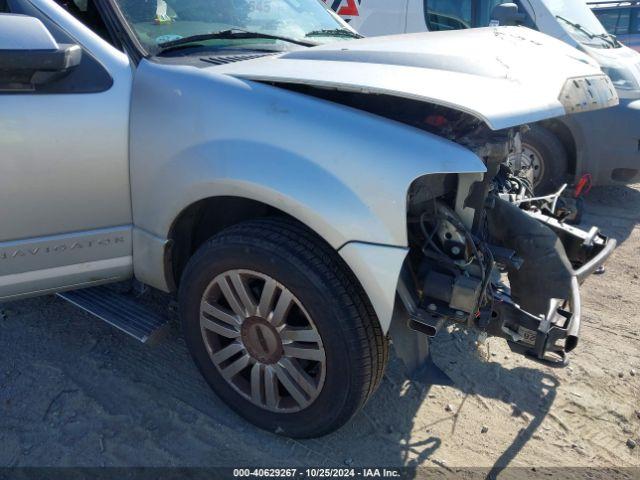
[587,0,640,5]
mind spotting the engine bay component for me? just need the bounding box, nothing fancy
[403,133,616,366]
[414,200,492,325]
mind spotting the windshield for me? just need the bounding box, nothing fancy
[540,0,613,47]
[115,0,347,54]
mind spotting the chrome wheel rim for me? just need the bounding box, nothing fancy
[509,144,545,188]
[200,269,326,412]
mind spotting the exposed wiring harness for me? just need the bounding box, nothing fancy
[418,201,495,325]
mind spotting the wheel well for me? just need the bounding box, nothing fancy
[540,119,577,175]
[168,196,294,289]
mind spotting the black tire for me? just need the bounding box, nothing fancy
[521,125,569,194]
[178,217,388,438]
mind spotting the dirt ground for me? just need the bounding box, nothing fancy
[0,185,639,476]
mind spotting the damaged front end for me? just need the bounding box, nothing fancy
[400,126,616,366]
[209,27,619,368]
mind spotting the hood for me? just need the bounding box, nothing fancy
[212,26,618,130]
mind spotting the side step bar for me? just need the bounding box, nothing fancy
[57,286,170,345]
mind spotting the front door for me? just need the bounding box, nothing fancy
[0,0,133,299]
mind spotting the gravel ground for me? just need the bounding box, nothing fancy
[0,185,639,475]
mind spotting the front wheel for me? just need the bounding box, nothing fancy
[178,218,388,438]
[511,125,569,194]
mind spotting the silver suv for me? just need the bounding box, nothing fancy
[0,0,617,437]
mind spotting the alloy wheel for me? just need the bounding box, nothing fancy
[199,269,326,412]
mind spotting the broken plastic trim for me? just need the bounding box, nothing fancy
[396,267,444,338]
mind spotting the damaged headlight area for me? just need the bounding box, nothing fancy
[401,131,616,366]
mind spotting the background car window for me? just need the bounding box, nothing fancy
[594,7,630,35]
[424,0,472,30]
[631,8,640,33]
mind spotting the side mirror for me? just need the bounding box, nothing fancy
[490,3,525,26]
[0,14,82,91]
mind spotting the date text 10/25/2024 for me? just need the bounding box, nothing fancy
[233,468,402,478]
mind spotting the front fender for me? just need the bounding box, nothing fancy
[130,60,487,326]
[131,60,486,249]
[339,242,408,333]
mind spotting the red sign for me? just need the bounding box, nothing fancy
[325,0,360,17]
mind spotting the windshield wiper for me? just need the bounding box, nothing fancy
[555,15,616,47]
[158,28,317,52]
[595,32,621,47]
[305,28,363,39]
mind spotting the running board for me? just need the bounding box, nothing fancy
[57,286,170,345]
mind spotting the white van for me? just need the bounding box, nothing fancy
[327,0,640,191]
